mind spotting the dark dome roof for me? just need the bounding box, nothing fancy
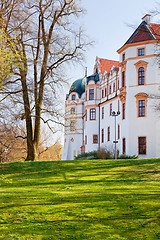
[67,77,86,99]
[87,72,99,85]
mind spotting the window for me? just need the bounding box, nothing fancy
[118,100,120,112]
[70,121,75,131]
[113,83,115,92]
[122,103,125,120]
[70,107,75,114]
[89,89,94,100]
[135,93,148,118]
[109,85,111,94]
[138,67,144,85]
[122,53,125,61]
[105,88,107,97]
[138,48,144,56]
[90,108,96,120]
[122,71,125,87]
[107,127,110,141]
[72,94,76,100]
[102,107,104,119]
[93,135,98,144]
[85,135,87,145]
[122,138,126,154]
[101,129,104,143]
[134,61,148,85]
[138,137,146,155]
[118,124,120,140]
[102,89,104,98]
[118,80,119,90]
[138,100,145,117]
[110,103,112,116]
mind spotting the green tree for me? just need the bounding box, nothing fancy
[0,29,16,86]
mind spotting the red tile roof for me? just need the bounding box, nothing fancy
[148,23,160,40]
[126,25,153,44]
[126,22,160,44]
[98,58,119,75]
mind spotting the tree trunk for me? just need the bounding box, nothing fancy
[34,46,48,155]
[33,69,45,154]
[20,71,36,161]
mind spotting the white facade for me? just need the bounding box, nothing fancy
[61,16,160,160]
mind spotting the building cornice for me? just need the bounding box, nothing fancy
[117,39,159,54]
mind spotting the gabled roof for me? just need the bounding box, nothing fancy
[97,58,119,75]
[125,21,155,44]
[117,20,160,53]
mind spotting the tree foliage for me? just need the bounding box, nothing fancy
[0,28,18,86]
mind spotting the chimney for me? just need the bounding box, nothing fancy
[142,14,151,25]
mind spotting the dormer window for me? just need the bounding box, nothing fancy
[138,48,145,56]
[72,94,76,100]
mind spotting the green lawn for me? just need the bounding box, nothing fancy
[0,158,160,240]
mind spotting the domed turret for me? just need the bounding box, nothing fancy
[66,76,86,100]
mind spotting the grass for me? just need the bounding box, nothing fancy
[0,158,160,240]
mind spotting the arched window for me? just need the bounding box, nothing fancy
[138,67,144,85]
[72,94,76,100]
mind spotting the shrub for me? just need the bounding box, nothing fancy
[97,148,113,159]
[75,149,138,160]
[118,154,138,159]
[75,151,98,160]
[76,148,113,160]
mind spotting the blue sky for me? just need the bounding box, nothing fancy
[69,0,159,80]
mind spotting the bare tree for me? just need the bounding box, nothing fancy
[0,121,27,162]
[0,0,91,161]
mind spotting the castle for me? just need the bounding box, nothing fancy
[61,14,160,160]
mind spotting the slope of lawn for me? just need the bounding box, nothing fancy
[0,158,160,240]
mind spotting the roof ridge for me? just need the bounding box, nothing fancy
[150,22,160,25]
[145,24,156,39]
[99,58,119,62]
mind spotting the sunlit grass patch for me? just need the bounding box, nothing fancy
[0,158,160,239]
